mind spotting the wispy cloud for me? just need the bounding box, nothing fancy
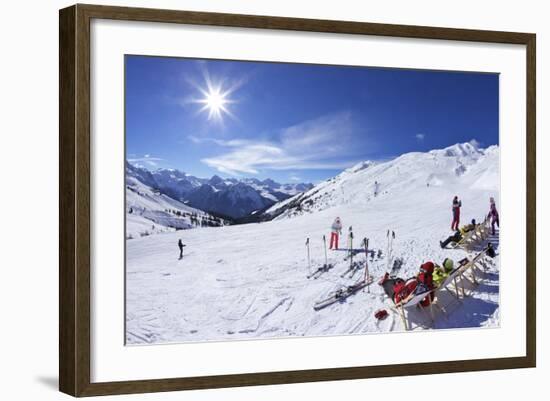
[415,133,425,141]
[194,112,364,176]
[128,154,163,167]
[188,135,251,148]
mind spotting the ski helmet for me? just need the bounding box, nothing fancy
[442,258,454,272]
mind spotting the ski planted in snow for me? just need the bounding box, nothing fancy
[313,277,375,311]
[305,237,311,271]
[390,257,404,275]
[346,226,353,251]
[307,263,336,279]
[307,235,334,279]
[363,237,371,292]
[340,260,363,278]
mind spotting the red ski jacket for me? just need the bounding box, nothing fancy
[393,278,418,304]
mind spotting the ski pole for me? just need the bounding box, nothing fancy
[323,235,328,268]
[386,230,390,271]
[392,230,396,258]
[349,230,354,268]
[306,237,311,271]
[363,237,370,292]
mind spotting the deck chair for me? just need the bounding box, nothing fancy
[454,249,489,295]
[477,219,492,241]
[391,290,436,331]
[450,229,475,250]
[451,224,487,251]
[479,217,491,239]
[430,259,472,317]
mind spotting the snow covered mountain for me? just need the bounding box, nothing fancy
[126,142,501,344]
[126,162,313,219]
[264,142,499,220]
[125,163,226,238]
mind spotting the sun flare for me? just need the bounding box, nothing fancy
[191,74,239,123]
[205,89,226,114]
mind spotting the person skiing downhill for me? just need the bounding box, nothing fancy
[329,217,343,250]
[488,197,500,235]
[451,196,462,231]
[178,239,186,259]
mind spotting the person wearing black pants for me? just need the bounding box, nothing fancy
[178,239,186,259]
[440,231,462,248]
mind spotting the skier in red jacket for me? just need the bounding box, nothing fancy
[451,196,462,231]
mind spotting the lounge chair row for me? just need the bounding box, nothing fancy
[391,249,493,331]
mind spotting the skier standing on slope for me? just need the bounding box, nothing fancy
[488,197,500,235]
[374,181,380,197]
[451,195,462,231]
[178,239,186,259]
[329,217,343,250]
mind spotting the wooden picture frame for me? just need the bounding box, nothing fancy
[59,3,536,397]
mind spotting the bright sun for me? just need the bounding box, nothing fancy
[205,90,226,114]
[192,76,238,124]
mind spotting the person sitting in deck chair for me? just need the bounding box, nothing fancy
[433,258,454,287]
[458,219,477,235]
[379,276,418,306]
[379,261,435,307]
[439,219,477,249]
[416,262,435,306]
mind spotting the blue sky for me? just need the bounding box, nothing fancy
[125,55,498,184]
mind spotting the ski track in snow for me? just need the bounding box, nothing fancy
[126,144,500,344]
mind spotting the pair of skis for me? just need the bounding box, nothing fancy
[312,236,374,310]
[340,260,362,278]
[340,237,371,280]
[313,276,375,310]
[306,235,335,279]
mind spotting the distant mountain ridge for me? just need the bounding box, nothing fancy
[263,142,499,220]
[126,162,314,218]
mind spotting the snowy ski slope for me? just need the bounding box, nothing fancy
[126,143,500,344]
